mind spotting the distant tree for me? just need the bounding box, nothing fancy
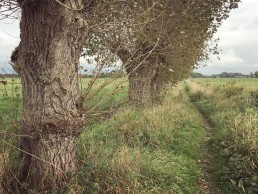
[191,72,205,78]
[220,72,229,78]
[220,72,246,78]
[254,71,258,78]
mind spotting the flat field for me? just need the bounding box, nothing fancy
[0,77,128,119]
[191,78,258,91]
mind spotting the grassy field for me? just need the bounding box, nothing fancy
[0,77,257,193]
[186,78,258,193]
[191,78,258,91]
[0,77,128,123]
[1,77,207,193]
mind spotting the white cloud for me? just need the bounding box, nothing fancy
[0,18,20,73]
[197,0,258,75]
[217,50,244,66]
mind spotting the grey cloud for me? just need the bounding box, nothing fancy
[0,18,20,72]
[0,1,257,75]
[197,0,258,75]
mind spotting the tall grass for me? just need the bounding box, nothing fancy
[0,77,22,193]
[187,80,258,193]
[74,88,206,193]
[0,77,129,193]
[1,78,208,193]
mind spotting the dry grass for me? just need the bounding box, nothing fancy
[0,78,210,193]
[187,79,258,193]
[75,87,206,193]
[186,80,213,96]
[232,110,258,152]
[0,152,9,192]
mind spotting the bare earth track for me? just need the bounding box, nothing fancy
[184,87,219,194]
[197,111,220,194]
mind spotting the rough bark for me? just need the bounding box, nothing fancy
[124,53,166,103]
[11,0,88,191]
[127,62,157,103]
[151,69,167,96]
[116,46,162,103]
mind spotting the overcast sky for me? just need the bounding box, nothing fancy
[197,0,258,75]
[0,1,258,75]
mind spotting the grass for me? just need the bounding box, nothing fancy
[191,78,258,91]
[75,88,206,193]
[0,77,208,193]
[1,77,257,193]
[186,78,258,193]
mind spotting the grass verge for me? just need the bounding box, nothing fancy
[75,88,206,193]
[186,80,258,194]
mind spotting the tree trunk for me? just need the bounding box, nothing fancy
[11,0,88,191]
[125,54,168,103]
[151,72,167,96]
[116,45,162,103]
[127,63,157,103]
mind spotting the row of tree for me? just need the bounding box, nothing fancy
[250,71,258,78]
[0,0,240,192]
[192,71,258,78]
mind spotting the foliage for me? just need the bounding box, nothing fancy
[191,72,205,78]
[191,72,254,78]
[85,0,241,88]
[255,71,258,78]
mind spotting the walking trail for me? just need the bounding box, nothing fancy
[196,111,220,194]
[184,87,220,194]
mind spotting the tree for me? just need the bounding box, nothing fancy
[191,72,205,78]
[255,71,258,78]
[1,0,135,192]
[9,0,89,191]
[86,0,240,103]
[0,0,240,191]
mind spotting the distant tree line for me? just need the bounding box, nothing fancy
[0,73,19,78]
[80,69,126,78]
[0,71,126,79]
[192,71,258,78]
[250,71,258,78]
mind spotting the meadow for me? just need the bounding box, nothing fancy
[186,78,258,193]
[191,78,258,91]
[0,77,257,193]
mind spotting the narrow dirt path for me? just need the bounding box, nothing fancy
[182,85,219,194]
[197,111,219,194]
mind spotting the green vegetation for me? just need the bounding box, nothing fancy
[187,78,258,193]
[1,77,257,193]
[191,71,258,79]
[191,78,258,91]
[75,89,206,193]
[1,77,208,193]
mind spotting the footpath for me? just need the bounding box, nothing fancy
[184,87,220,194]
